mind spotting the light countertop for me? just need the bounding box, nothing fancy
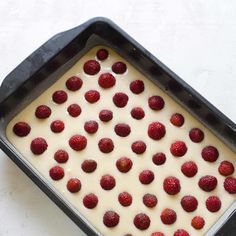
[0,1,235,235]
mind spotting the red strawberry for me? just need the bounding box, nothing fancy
[54,149,69,163]
[84,90,100,103]
[181,195,198,212]
[160,208,177,225]
[181,161,198,177]
[133,213,150,230]
[118,192,132,206]
[130,107,145,120]
[170,113,184,127]
[152,152,166,165]
[131,141,146,154]
[116,157,133,173]
[67,178,81,193]
[84,120,99,134]
[52,90,68,104]
[139,170,155,184]
[218,161,234,176]
[30,137,48,155]
[83,60,100,75]
[98,73,116,88]
[148,96,165,110]
[189,128,204,143]
[69,135,87,151]
[143,193,158,208]
[151,232,165,236]
[49,166,64,180]
[191,216,205,230]
[129,80,145,94]
[96,48,109,60]
[170,141,187,157]
[81,159,97,173]
[103,211,120,227]
[98,138,114,153]
[67,104,81,117]
[173,229,190,236]
[112,61,127,74]
[148,122,166,140]
[99,109,113,122]
[35,105,51,119]
[66,76,83,91]
[163,176,181,195]
[100,175,116,190]
[114,123,131,137]
[224,177,236,194]
[50,120,65,133]
[206,196,221,212]
[83,193,98,209]
[13,122,31,137]
[113,92,129,108]
[198,175,218,192]
[201,146,219,162]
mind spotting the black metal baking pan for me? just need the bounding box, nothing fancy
[0,17,235,236]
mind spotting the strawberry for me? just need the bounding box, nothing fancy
[114,123,131,137]
[103,211,120,227]
[13,122,31,137]
[224,177,236,194]
[143,193,158,208]
[181,195,198,212]
[173,229,190,236]
[84,90,100,103]
[99,109,113,122]
[152,152,166,165]
[98,138,114,153]
[54,149,69,163]
[170,141,187,157]
[67,104,81,117]
[49,166,64,180]
[206,196,221,212]
[133,213,150,230]
[163,176,181,195]
[139,170,155,185]
[83,60,100,75]
[112,61,127,74]
[148,96,165,111]
[131,141,146,154]
[129,80,145,94]
[84,120,99,134]
[113,92,129,108]
[83,193,98,209]
[130,107,145,120]
[35,105,51,119]
[218,161,234,176]
[100,175,116,190]
[170,113,184,127]
[191,216,205,230]
[98,73,116,88]
[189,128,204,143]
[96,48,109,60]
[66,76,83,91]
[201,146,219,162]
[67,178,81,193]
[160,208,177,225]
[181,161,198,177]
[52,90,68,104]
[50,120,65,133]
[116,157,133,173]
[30,137,48,155]
[81,160,97,173]
[198,175,218,192]
[118,192,132,206]
[148,122,166,140]
[69,135,87,151]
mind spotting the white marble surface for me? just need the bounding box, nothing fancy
[0,1,235,235]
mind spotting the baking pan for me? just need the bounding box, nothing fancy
[0,17,235,235]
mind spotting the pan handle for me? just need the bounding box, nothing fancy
[0,17,110,104]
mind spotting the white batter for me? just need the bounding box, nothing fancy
[6,46,236,236]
